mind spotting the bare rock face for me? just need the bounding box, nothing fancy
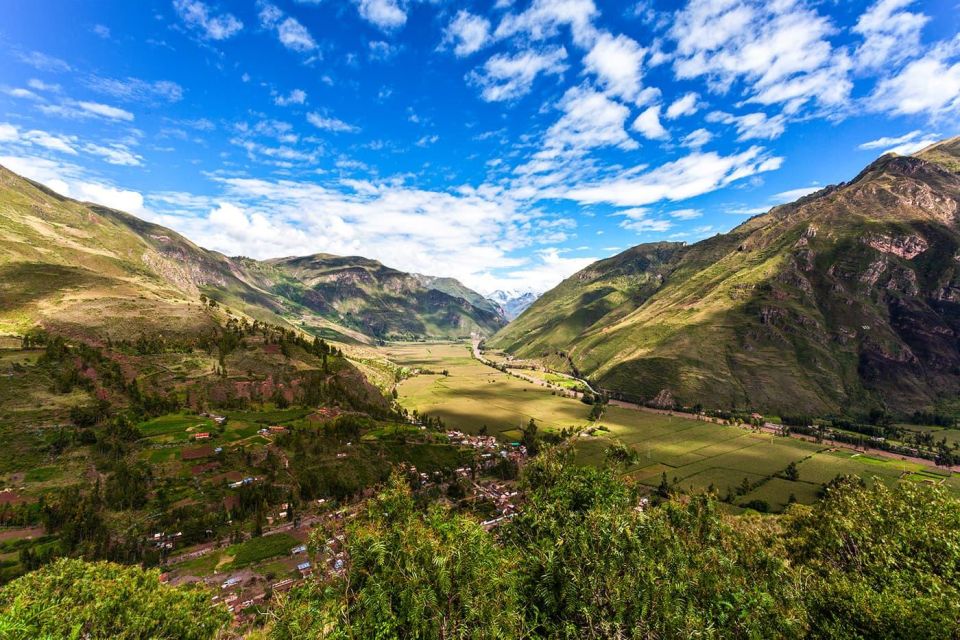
[864,233,929,259]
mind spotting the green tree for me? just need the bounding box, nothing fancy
[786,478,960,639]
[0,558,229,640]
[271,472,523,639]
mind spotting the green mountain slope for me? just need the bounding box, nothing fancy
[491,137,960,414]
[0,164,500,343]
[239,255,504,340]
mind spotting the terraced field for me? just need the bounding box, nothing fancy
[388,341,960,512]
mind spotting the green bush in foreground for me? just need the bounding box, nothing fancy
[0,558,230,640]
[272,454,960,639]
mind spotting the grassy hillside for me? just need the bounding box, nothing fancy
[242,255,504,341]
[492,138,960,415]
[0,164,500,344]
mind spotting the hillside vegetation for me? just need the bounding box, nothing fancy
[492,138,960,414]
[0,164,500,345]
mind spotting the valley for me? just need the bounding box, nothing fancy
[389,340,960,513]
[1,140,960,637]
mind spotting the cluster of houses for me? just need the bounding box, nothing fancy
[148,530,183,551]
[257,425,288,437]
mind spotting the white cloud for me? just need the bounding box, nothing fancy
[541,85,638,154]
[4,88,41,101]
[0,154,147,213]
[82,143,144,166]
[355,0,406,31]
[93,24,111,39]
[563,146,782,207]
[632,104,668,140]
[444,10,491,57]
[85,76,183,103]
[468,47,568,102]
[369,40,399,61]
[173,0,243,40]
[858,130,941,155]
[665,92,700,119]
[681,127,712,148]
[495,0,599,48]
[27,79,61,93]
[670,0,851,111]
[259,3,318,53]
[75,101,135,121]
[852,0,928,71]
[23,130,78,155]
[582,32,646,102]
[616,207,672,233]
[275,89,307,106]
[16,51,71,72]
[870,46,960,117]
[707,110,785,141]
[669,208,702,219]
[772,185,820,203]
[307,112,359,132]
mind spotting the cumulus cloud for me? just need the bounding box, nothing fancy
[665,92,700,119]
[355,0,407,31]
[468,47,568,102]
[632,105,669,140]
[274,89,307,106]
[583,33,646,102]
[259,3,318,53]
[444,10,491,57]
[670,0,851,112]
[173,0,243,40]
[681,127,713,148]
[495,0,599,48]
[870,45,960,117]
[0,154,147,213]
[852,0,928,71]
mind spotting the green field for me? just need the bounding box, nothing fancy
[388,342,593,439]
[387,342,960,512]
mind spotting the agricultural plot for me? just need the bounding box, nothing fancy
[386,341,960,512]
[387,342,592,437]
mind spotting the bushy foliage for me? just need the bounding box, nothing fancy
[272,473,523,639]
[0,558,230,639]
[785,478,960,639]
[271,454,960,639]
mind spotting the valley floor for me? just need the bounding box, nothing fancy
[387,341,960,513]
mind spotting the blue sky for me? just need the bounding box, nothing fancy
[1,0,958,294]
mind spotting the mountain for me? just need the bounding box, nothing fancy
[239,255,504,340]
[0,164,501,343]
[487,289,541,320]
[491,137,960,415]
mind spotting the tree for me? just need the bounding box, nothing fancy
[785,479,960,639]
[784,461,799,481]
[520,418,540,457]
[271,473,523,639]
[0,558,230,640]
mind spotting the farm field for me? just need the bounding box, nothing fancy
[387,341,960,511]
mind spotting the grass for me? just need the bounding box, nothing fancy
[227,533,299,569]
[139,414,214,440]
[387,342,592,437]
[385,341,960,512]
